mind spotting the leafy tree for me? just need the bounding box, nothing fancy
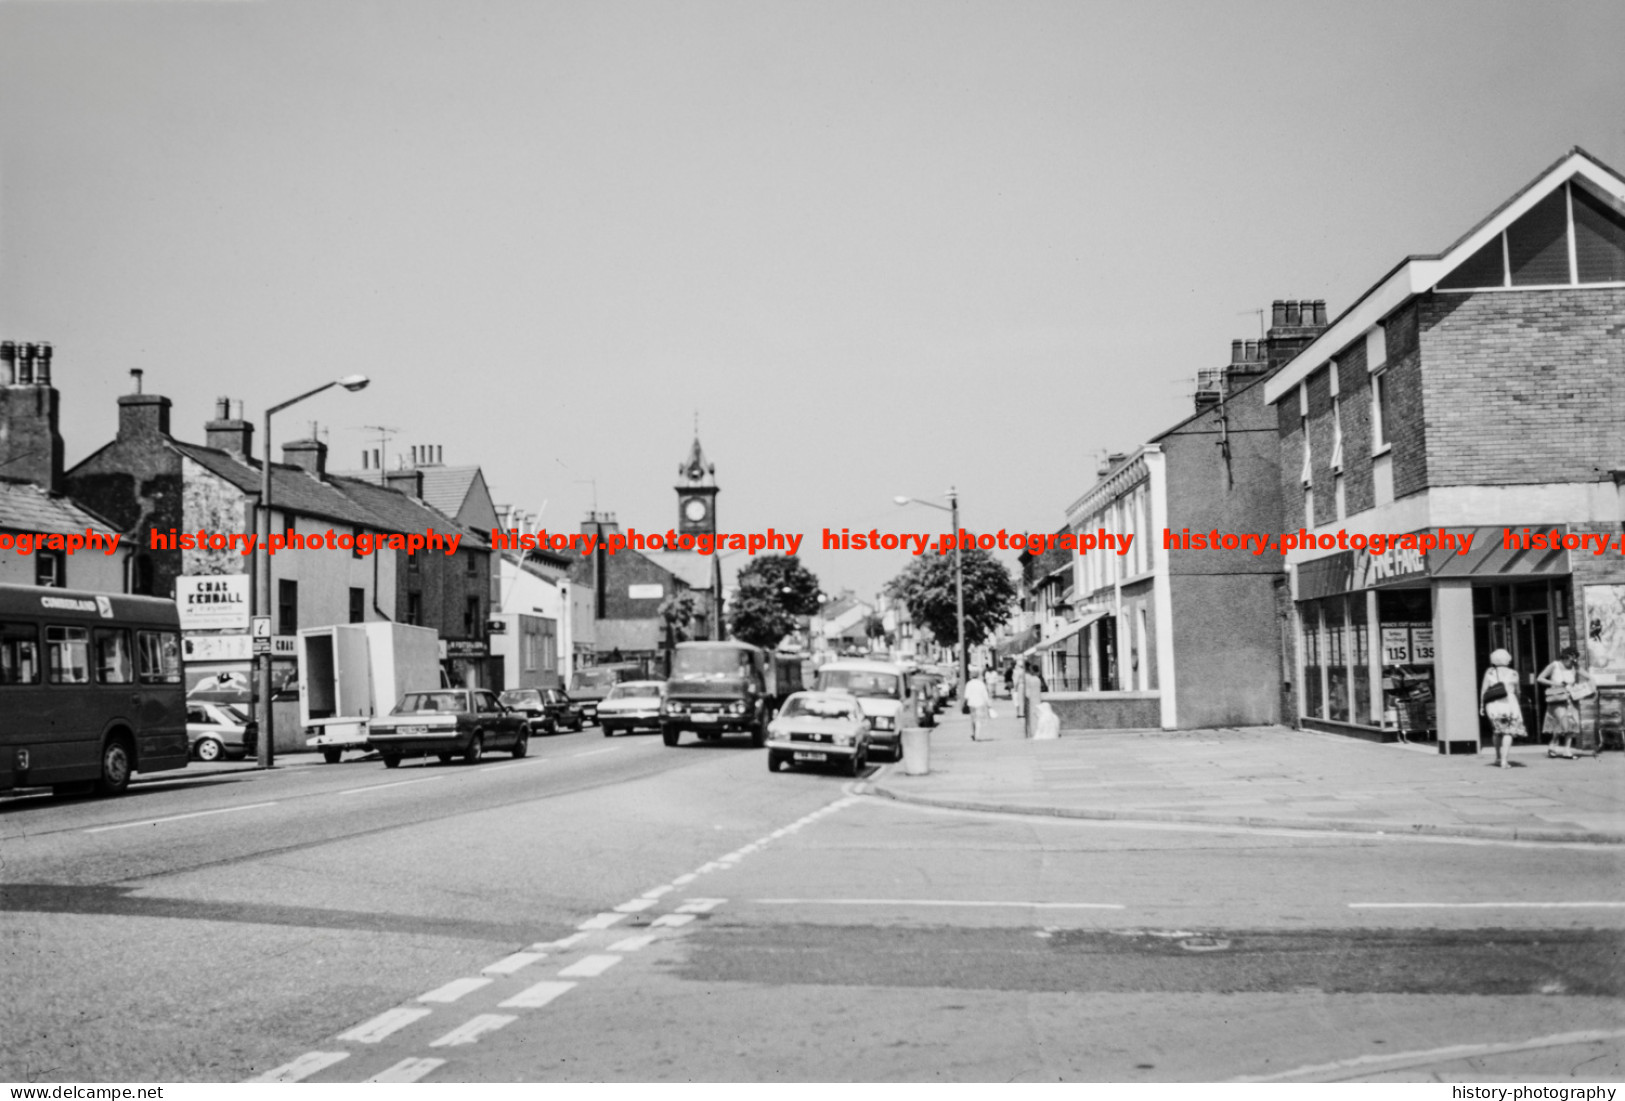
[885,545,1015,650]
[659,590,699,644]
[728,555,822,649]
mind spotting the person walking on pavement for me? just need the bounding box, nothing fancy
[1013,662,1026,720]
[1536,647,1584,759]
[964,672,992,741]
[1022,661,1045,739]
[1480,648,1525,769]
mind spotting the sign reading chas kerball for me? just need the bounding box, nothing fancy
[176,574,250,632]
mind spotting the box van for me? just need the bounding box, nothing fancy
[813,658,911,761]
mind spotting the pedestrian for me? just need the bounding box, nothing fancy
[1023,662,1044,739]
[1013,662,1026,720]
[1479,648,1524,769]
[964,672,992,741]
[1536,647,1585,759]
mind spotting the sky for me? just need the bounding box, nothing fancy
[3,0,1624,601]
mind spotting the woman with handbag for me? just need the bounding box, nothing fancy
[1536,647,1586,759]
[1480,648,1524,769]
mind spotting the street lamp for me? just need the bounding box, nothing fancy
[254,374,370,768]
[893,488,966,699]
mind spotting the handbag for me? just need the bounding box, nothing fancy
[1482,675,1508,703]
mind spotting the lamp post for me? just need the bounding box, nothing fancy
[254,374,370,768]
[893,488,966,699]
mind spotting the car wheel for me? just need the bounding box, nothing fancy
[767,750,786,773]
[512,731,529,758]
[662,726,679,747]
[382,753,402,769]
[603,723,616,738]
[95,736,133,795]
[322,748,343,764]
[194,737,223,763]
[571,717,584,732]
[437,753,454,764]
[464,734,484,764]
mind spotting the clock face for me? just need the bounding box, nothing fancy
[684,498,708,522]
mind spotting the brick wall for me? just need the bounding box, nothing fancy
[1306,366,1336,523]
[66,434,185,598]
[1336,336,1375,515]
[1383,341,1428,499]
[1278,400,1305,531]
[1418,288,1625,486]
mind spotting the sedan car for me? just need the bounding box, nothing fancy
[598,680,666,736]
[366,689,529,767]
[186,701,257,761]
[499,687,586,734]
[765,691,871,776]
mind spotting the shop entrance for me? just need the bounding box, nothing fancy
[1472,579,1571,743]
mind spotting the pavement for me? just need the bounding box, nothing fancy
[868,709,1625,845]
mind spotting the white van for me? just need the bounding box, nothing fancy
[812,658,911,761]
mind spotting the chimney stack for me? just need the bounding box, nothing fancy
[205,395,255,458]
[282,436,328,477]
[385,466,423,498]
[0,337,65,490]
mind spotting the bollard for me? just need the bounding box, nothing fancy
[900,727,930,775]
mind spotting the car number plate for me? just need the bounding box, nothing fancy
[793,751,827,762]
[693,713,716,722]
[397,725,427,736]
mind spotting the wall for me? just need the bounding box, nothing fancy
[0,532,128,591]
[264,510,380,635]
[65,433,185,597]
[1168,572,1281,727]
[1048,692,1161,731]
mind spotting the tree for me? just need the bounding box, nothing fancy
[885,545,1015,651]
[659,591,698,644]
[728,555,822,650]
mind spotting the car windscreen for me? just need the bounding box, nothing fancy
[499,690,542,707]
[396,691,464,713]
[671,648,754,681]
[606,683,661,700]
[222,704,250,725]
[816,670,901,698]
[779,697,856,720]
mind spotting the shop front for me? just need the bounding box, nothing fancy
[1293,525,1572,751]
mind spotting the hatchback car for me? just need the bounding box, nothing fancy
[765,691,871,775]
[366,689,529,767]
[499,687,586,734]
[598,680,666,736]
[186,701,257,761]
[813,659,911,760]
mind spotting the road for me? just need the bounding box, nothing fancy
[2,726,1622,1083]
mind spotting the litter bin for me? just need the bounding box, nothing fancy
[899,726,930,775]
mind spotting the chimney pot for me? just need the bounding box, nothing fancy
[1313,299,1328,326]
[0,342,14,385]
[1230,339,1244,364]
[1271,300,1287,328]
[35,343,51,385]
[215,396,231,420]
[18,344,34,385]
[1285,301,1302,327]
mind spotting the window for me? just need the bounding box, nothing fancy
[352,528,363,560]
[1298,382,1311,486]
[1507,187,1570,286]
[1437,181,1625,290]
[1371,370,1391,449]
[46,625,91,684]
[522,631,537,672]
[0,622,40,685]
[131,554,155,596]
[95,629,133,684]
[406,592,422,626]
[278,579,298,634]
[467,548,478,576]
[1304,485,1315,530]
[35,550,64,588]
[464,597,481,638]
[349,587,365,624]
[1574,182,1625,283]
[137,630,182,684]
[1330,399,1344,472]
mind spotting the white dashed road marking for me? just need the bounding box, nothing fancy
[649,913,696,928]
[576,911,627,930]
[500,980,577,1009]
[337,1007,432,1044]
[1349,901,1625,909]
[418,977,493,1003]
[532,932,589,951]
[607,933,658,952]
[557,954,622,978]
[674,897,726,913]
[482,951,546,975]
[338,776,444,796]
[249,1051,349,1082]
[613,897,657,912]
[85,801,278,833]
[751,898,1125,910]
[366,1057,446,1083]
[429,1014,517,1047]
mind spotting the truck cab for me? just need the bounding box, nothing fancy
[661,641,777,748]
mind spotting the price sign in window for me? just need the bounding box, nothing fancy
[1381,626,1411,665]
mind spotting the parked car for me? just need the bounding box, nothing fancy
[598,680,666,737]
[765,691,871,775]
[813,658,912,761]
[366,689,529,767]
[568,663,649,724]
[186,701,257,762]
[499,687,586,734]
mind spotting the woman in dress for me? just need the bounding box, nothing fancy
[1479,648,1524,769]
[964,673,992,741]
[1536,647,1582,759]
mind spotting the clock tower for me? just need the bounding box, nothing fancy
[675,435,718,541]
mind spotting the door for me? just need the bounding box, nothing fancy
[1512,610,1550,738]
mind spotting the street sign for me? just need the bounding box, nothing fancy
[251,615,271,640]
[252,635,272,656]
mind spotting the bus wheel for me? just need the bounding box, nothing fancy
[95,735,133,795]
[323,749,343,764]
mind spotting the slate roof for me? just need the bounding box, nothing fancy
[418,465,482,521]
[170,442,391,531]
[0,479,125,538]
[327,474,488,548]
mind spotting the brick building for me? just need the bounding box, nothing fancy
[1263,148,1625,750]
[1047,302,1324,730]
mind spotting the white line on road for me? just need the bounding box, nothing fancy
[649,913,695,928]
[576,911,627,930]
[418,977,494,1003]
[570,747,622,758]
[366,1057,446,1083]
[674,897,726,913]
[613,897,657,912]
[499,980,577,1009]
[671,873,697,885]
[607,933,658,952]
[1350,901,1625,909]
[641,885,674,899]
[337,1006,432,1043]
[752,898,1126,909]
[1235,1027,1625,1083]
[428,1013,517,1047]
[247,1051,349,1082]
[532,932,589,951]
[482,951,546,975]
[338,776,444,796]
[85,801,279,833]
[557,954,621,978]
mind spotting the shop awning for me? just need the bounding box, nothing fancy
[996,624,1040,657]
[1037,609,1108,651]
[1429,525,1571,579]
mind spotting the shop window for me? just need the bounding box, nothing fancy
[1514,583,1549,613]
[1350,597,1371,726]
[1301,605,1323,719]
[1326,599,1350,722]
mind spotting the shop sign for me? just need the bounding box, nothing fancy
[446,640,488,659]
[1358,546,1429,588]
[1380,626,1412,664]
[1409,626,1435,665]
[183,633,296,661]
[628,583,664,599]
[176,575,250,631]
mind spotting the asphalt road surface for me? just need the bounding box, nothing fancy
[3,727,1622,1083]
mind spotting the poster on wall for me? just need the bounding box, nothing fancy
[1409,626,1435,665]
[176,575,250,631]
[1582,584,1625,685]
